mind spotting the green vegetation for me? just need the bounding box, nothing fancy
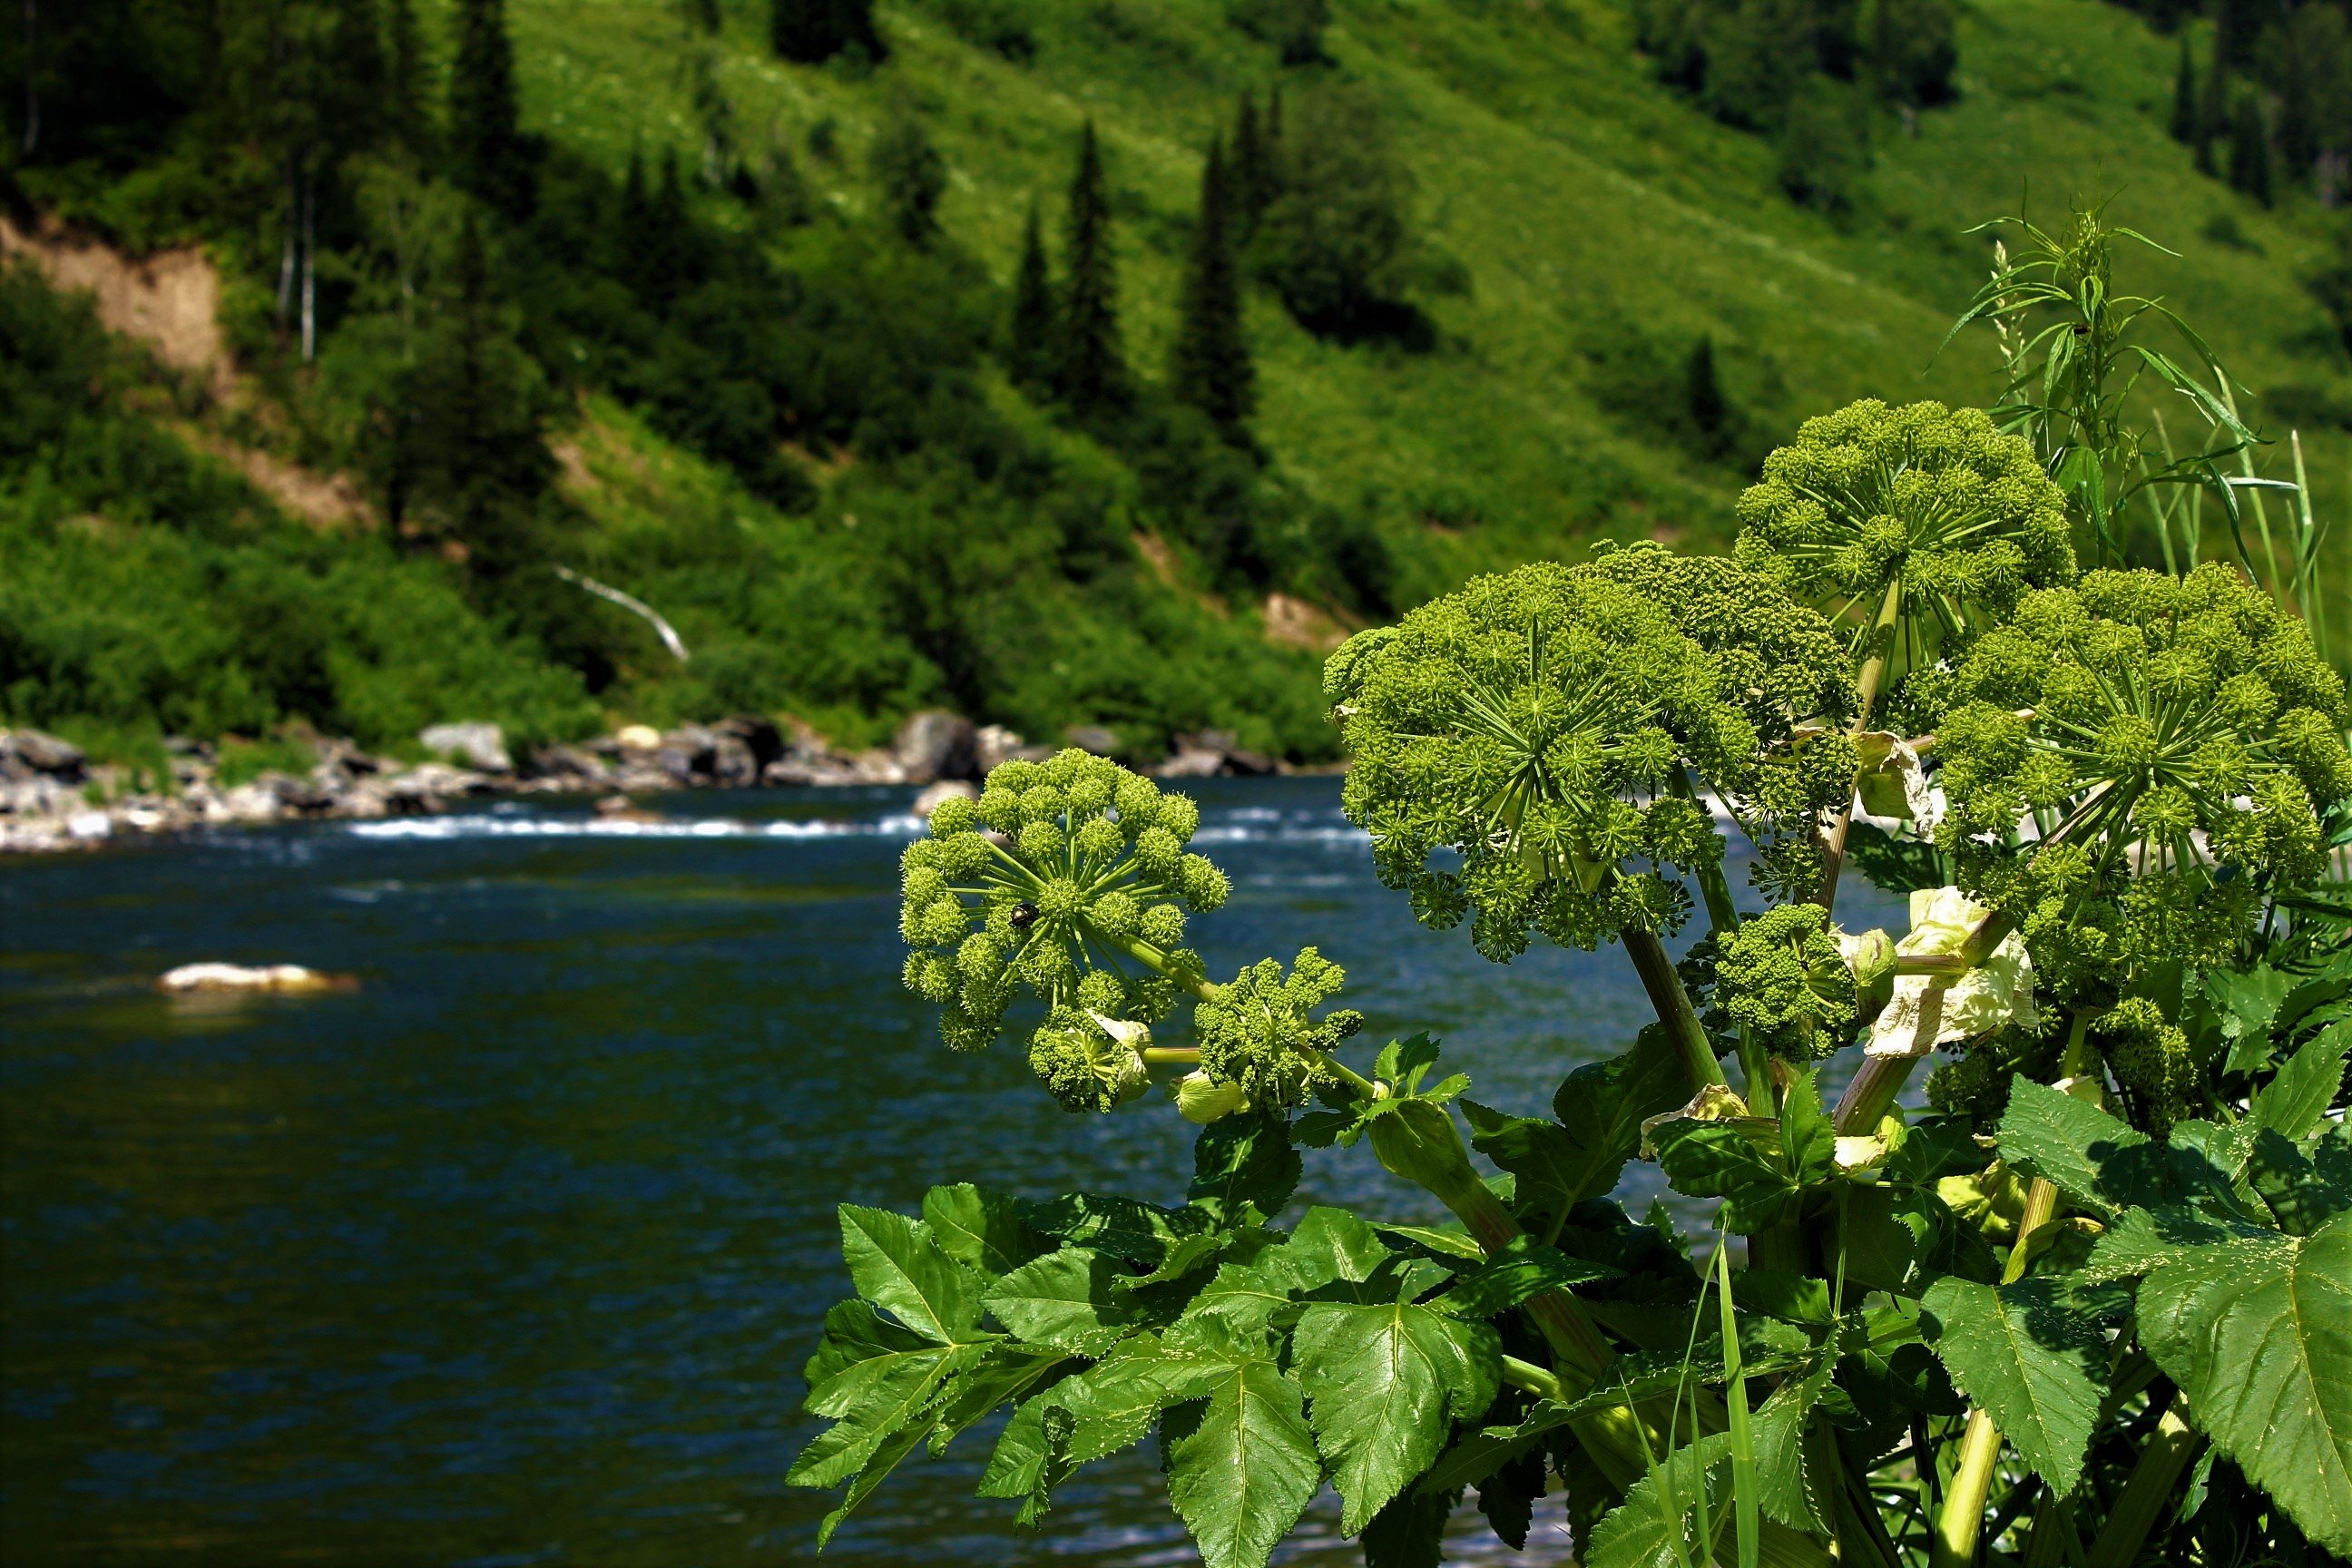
[2,0,2347,764]
[788,260,2352,1562]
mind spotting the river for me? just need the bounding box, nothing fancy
[1,779,1902,1565]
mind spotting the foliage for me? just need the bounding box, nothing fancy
[791,218,2352,1568]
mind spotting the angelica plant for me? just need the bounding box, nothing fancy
[790,219,2352,1568]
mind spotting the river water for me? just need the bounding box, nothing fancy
[1,779,1900,1566]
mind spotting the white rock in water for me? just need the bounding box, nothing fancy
[616,724,663,751]
[160,963,339,994]
[66,810,113,840]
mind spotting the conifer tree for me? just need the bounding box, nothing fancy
[2169,36,2198,144]
[449,0,528,213]
[1686,334,1729,455]
[1170,137,1255,444]
[771,0,882,64]
[2228,92,2271,204]
[2195,34,2228,174]
[1006,201,1057,392]
[1059,121,1125,413]
[1231,92,1277,237]
[386,0,431,156]
[869,111,946,245]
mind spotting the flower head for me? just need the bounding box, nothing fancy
[1934,564,2349,1000]
[1028,1010,1152,1113]
[2092,996,2198,1138]
[1326,556,1849,957]
[1713,903,1857,1062]
[898,750,1225,1082]
[1194,947,1364,1109]
[1734,398,2076,648]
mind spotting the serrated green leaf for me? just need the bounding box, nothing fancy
[838,1204,984,1343]
[789,1338,989,1490]
[2136,1211,2352,1555]
[2249,1129,2352,1235]
[1187,1111,1302,1229]
[976,1392,1061,1507]
[1749,1357,1836,1533]
[923,1184,1053,1279]
[1653,1120,1798,1233]
[1048,1335,1223,1465]
[1732,1271,1836,1327]
[1432,1232,1620,1318]
[1779,1070,1836,1187]
[1295,1299,1500,1532]
[802,1297,940,1399]
[1112,1230,1230,1291]
[1163,1351,1321,1568]
[2081,1205,2278,1284]
[1993,1078,2224,1217]
[2252,1024,2352,1145]
[1281,1205,1395,1285]
[1361,1475,1458,1568]
[1378,1221,1486,1261]
[1921,1277,2102,1495]
[929,1346,1065,1452]
[983,1248,1145,1356]
[1020,1191,1207,1264]
[815,1413,931,1550]
[1584,1433,1734,1568]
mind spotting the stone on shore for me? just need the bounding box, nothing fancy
[913,779,979,818]
[892,711,977,785]
[1,729,87,781]
[418,721,511,774]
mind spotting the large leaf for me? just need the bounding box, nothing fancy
[1048,1334,1222,1465]
[1433,1232,1619,1319]
[789,1337,990,1490]
[1920,1277,2102,1495]
[923,1184,1053,1279]
[1652,1121,1798,1233]
[1295,1300,1503,1531]
[1583,1432,1734,1568]
[1993,1078,2220,1216]
[1189,1111,1302,1228]
[839,1204,985,1343]
[1749,1357,1836,1532]
[2250,1024,2352,1145]
[2135,1211,2352,1555]
[1163,1350,1322,1568]
[1020,1191,1207,1265]
[983,1248,1144,1355]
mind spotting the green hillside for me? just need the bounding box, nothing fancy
[5,0,2347,765]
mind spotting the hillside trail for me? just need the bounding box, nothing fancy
[2,214,376,530]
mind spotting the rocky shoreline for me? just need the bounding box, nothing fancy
[0,714,1292,855]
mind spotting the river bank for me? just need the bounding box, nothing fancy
[0,714,1294,855]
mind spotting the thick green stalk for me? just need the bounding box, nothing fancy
[2082,1394,2200,1568]
[1817,575,1906,919]
[1932,1172,2061,1568]
[1622,926,1729,1093]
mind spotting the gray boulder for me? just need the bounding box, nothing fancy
[1,729,86,781]
[893,711,977,785]
[418,721,511,774]
[1063,724,1122,759]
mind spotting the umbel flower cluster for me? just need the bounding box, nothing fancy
[1934,563,2352,999]
[1324,549,1858,958]
[1734,398,2076,644]
[898,749,1231,1109]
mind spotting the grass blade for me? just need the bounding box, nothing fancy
[1717,1241,1760,1568]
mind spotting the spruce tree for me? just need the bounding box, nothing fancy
[1170,137,1255,444]
[386,0,431,156]
[1059,121,1126,414]
[1686,334,1729,455]
[449,0,528,213]
[1231,92,1276,238]
[869,112,946,245]
[772,0,882,64]
[2169,36,2198,144]
[2228,92,2271,205]
[2195,35,2228,174]
[1007,201,1057,392]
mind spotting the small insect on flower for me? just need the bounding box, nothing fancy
[898,750,1228,1110]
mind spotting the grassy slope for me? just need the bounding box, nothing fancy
[467,0,2350,620]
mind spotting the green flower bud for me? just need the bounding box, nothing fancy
[1114,774,1162,828]
[977,789,1023,833]
[1135,827,1182,876]
[1073,816,1124,863]
[1140,903,1187,948]
[1158,794,1201,843]
[1177,853,1230,910]
[1017,819,1066,863]
[1176,1070,1252,1124]
[2092,997,2197,1137]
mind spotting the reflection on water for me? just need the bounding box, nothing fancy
[0,780,1901,1565]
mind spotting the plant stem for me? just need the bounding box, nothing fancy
[1622,926,1728,1093]
[1817,576,1906,919]
[1932,1173,2061,1568]
[2082,1393,2200,1568]
[1831,906,2021,1134]
[1106,935,1380,1098]
[1139,1047,1199,1065]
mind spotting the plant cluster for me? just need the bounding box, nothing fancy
[795,215,2352,1568]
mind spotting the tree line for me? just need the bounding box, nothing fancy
[2160,0,2351,207]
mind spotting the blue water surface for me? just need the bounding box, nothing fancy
[0,779,1901,1565]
